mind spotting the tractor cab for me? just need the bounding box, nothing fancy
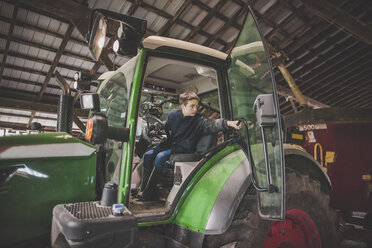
[51,8,287,247]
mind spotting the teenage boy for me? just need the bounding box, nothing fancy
[139,91,241,200]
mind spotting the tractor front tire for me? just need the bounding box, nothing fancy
[203,169,340,248]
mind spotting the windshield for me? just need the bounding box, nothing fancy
[97,56,138,127]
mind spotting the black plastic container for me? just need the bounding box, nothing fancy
[51,201,138,248]
[101,182,118,206]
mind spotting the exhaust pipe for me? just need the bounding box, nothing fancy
[55,70,74,134]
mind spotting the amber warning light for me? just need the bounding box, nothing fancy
[86,118,93,141]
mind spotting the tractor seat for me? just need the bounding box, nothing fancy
[169,133,218,163]
[161,134,218,188]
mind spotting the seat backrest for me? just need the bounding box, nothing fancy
[196,133,218,154]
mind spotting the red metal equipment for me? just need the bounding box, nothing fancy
[284,108,372,216]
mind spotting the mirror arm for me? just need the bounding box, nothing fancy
[87,9,146,40]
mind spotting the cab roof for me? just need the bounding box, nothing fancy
[142,36,228,61]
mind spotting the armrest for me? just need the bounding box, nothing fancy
[169,153,203,163]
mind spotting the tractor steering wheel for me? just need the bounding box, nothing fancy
[144,114,170,142]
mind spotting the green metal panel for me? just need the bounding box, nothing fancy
[174,148,246,233]
[119,49,148,204]
[0,132,96,147]
[0,133,96,246]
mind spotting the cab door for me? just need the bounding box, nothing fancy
[227,7,285,220]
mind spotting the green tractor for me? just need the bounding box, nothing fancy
[0,8,339,248]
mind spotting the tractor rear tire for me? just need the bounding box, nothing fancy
[203,168,340,248]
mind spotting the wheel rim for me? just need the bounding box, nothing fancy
[263,209,322,248]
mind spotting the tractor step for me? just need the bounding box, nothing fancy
[51,201,138,248]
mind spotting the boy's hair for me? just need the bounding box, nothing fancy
[179,91,200,106]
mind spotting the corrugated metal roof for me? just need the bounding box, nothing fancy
[180,4,207,26]
[144,0,184,16]
[204,17,224,34]
[221,1,240,18]
[133,7,168,33]
[0,0,371,133]
[0,20,10,34]
[0,1,14,18]
[200,0,219,8]
[169,23,191,39]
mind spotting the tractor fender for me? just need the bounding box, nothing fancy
[204,154,251,234]
[203,144,331,235]
[175,148,251,235]
[283,143,332,193]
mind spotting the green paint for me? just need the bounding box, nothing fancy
[175,149,246,232]
[0,132,96,148]
[119,49,147,204]
[0,148,96,246]
[138,145,242,228]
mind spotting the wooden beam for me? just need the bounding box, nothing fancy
[0,15,87,47]
[73,115,86,133]
[267,1,309,41]
[0,111,56,121]
[184,0,227,41]
[1,75,77,93]
[158,0,193,36]
[13,0,91,37]
[125,0,228,46]
[27,24,73,126]
[306,57,372,101]
[277,63,308,106]
[0,121,56,132]
[276,84,328,109]
[297,0,372,45]
[0,6,18,83]
[327,72,372,107]
[36,24,74,101]
[0,87,60,103]
[0,50,94,77]
[0,97,88,117]
[203,3,249,47]
[0,33,94,63]
[298,45,370,93]
[288,38,362,83]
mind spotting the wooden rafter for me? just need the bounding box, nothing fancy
[0,97,88,117]
[0,121,55,132]
[125,0,228,46]
[297,0,372,45]
[1,76,77,93]
[0,5,18,83]
[290,39,362,82]
[158,0,193,36]
[184,0,227,42]
[203,3,249,47]
[37,24,74,101]
[13,0,91,37]
[298,45,370,93]
[0,111,56,121]
[0,87,60,103]
[0,50,94,76]
[127,0,141,16]
[276,85,329,109]
[0,33,94,63]
[0,15,86,47]
[266,1,308,41]
[27,24,74,126]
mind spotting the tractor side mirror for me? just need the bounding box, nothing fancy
[87,9,147,60]
[86,115,129,144]
[87,13,107,61]
[80,93,100,112]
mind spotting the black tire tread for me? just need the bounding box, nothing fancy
[203,168,340,248]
